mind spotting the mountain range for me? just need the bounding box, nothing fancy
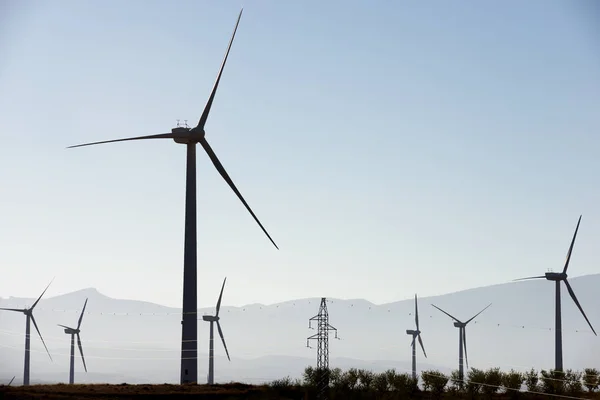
[1,274,599,385]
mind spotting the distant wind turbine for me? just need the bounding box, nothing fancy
[66,8,278,384]
[57,298,88,384]
[202,277,230,384]
[514,215,596,371]
[431,303,492,383]
[0,279,54,385]
[405,294,427,380]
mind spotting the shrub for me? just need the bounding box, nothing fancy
[524,368,539,392]
[482,367,502,397]
[302,366,317,387]
[340,368,359,391]
[329,367,343,389]
[449,369,464,392]
[583,368,600,393]
[467,368,486,395]
[501,369,524,397]
[540,369,565,394]
[371,372,387,393]
[563,369,583,396]
[357,369,375,390]
[269,376,293,390]
[422,369,449,396]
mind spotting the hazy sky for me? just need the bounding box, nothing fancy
[1,0,599,309]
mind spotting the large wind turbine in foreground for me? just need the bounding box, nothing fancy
[58,298,88,384]
[67,9,278,384]
[514,215,596,371]
[405,294,426,380]
[432,303,491,383]
[202,277,230,384]
[0,279,54,385]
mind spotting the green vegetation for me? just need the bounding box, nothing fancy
[271,366,600,399]
[0,367,598,399]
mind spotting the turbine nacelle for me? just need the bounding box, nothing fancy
[453,321,466,328]
[545,272,567,281]
[171,126,204,144]
[202,315,219,322]
[406,329,420,336]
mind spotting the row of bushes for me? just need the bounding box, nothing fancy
[269,366,600,398]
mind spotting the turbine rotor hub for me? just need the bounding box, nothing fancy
[545,272,567,281]
[172,126,206,144]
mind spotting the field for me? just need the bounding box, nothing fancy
[1,383,600,400]
[0,383,287,400]
[2,366,600,400]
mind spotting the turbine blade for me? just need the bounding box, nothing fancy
[431,304,462,323]
[410,336,415,348]
[77,333,87,372]
[31,315,52,361]
[216,277,227,317]
[415,294,419,330]
[195,8,243,130]
[564,279,597,335]
[562,215,582,274]
[216,321,230,361]
[57,324,74,330]
[463,327,469,369]
[466,303,492,324]
[200,137,278,249]
[77,298,88,330]
[31,277,54,310]
[513,276,545,281]
[0,307,25,313]
[66,132,179,149]
[8,376,15,386]
[418,334,427,358]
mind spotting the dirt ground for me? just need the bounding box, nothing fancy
[0,382,301,399]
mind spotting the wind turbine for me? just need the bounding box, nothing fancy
[405,294,427,380]
[0,279,54,385]
[57,298,88,384]
[202,277,230,384]
[66,8,277,384]
[431,303,491,383]
[514,215,596,371]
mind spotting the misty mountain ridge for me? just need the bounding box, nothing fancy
[1,274,599,385]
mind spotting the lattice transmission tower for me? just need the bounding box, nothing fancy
[307,297,339,400]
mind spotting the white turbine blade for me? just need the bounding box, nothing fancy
[31,315,52,361]
[418,334,427,358]
[77,298,88,330]
[77,333,87,372]
[67,132,180,149]
[31,278,54,310]
[200,137,278,249]
[216,321,230,361]
[215,278,226,317]
[195,8,243,130]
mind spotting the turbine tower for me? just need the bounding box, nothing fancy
[0,279,54,385]
[202,277,230,384]
[431,303,491,383]
[57,298,88,384]
[514,215,597,371]
[66,9,278,384]
[406,294,427,380]
[307,298,339,400]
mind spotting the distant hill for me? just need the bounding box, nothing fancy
[1,274,599,385]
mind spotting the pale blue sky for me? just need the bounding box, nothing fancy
[0,0,598,308]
